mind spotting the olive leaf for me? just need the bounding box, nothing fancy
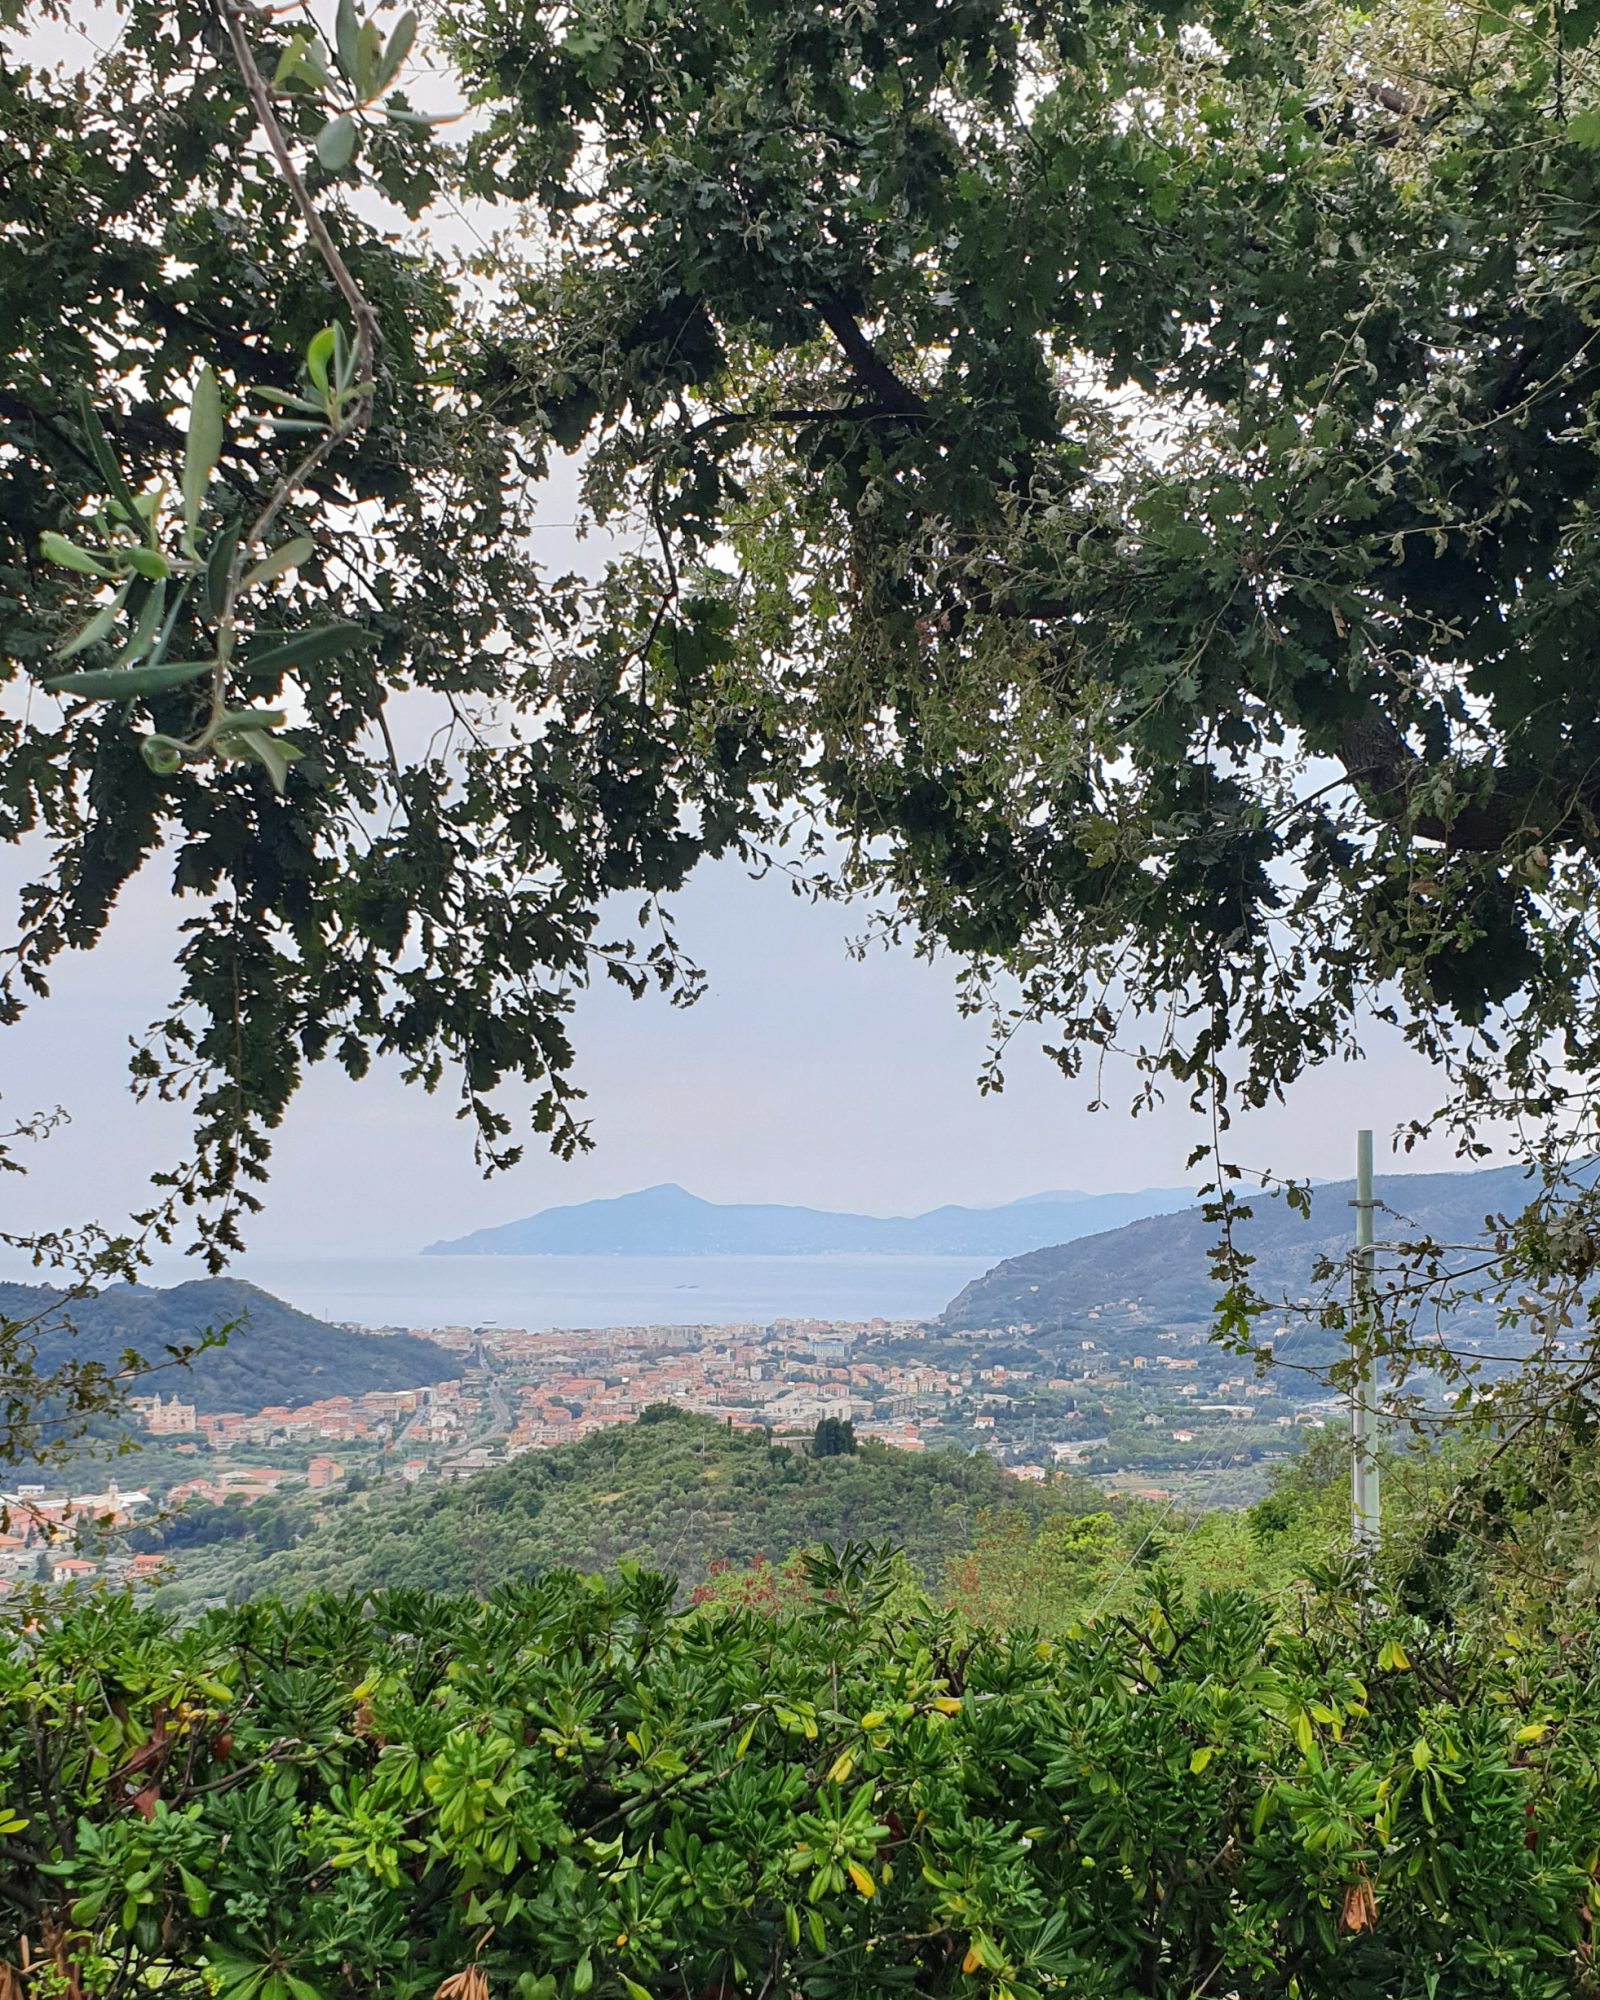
[44,659,213,699]
[242,537,316,592]
[53,579,132,659]
[39,531,111,577]
[218,725,303,793]
[241,623,376,678]
[334,0,361,81]
[203,520,244,624]
[182,365,224,548]
[73,386,144,528]
[376,9,417,91]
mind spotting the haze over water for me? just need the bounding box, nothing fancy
[140,1252,997,1331]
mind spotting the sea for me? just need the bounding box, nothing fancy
[136,1252,997,1333]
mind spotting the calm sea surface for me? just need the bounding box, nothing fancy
[136,1252,996,1331]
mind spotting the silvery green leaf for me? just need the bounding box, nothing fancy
[355,18,382,96]
[246,386,325,412]
[203,520,243,625]
[315,113,358,172]
[335,0,361,79]
[73,388,143,526]
[109,578,167,669]
[216,708,287,730]
[45,659,212,699]
[224,726,303,793]
[182,365,223,546]
[377,9,417,90]
[39,531,110,577]
[242,536,316,591]
[242,623,375,678]
[54,579,131,659]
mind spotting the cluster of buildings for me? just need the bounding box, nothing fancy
[0,1479,165,1591]
[129,1310,1323,1488]
[416,1318,1015,1459]
[129,1383,473,1451]
[0,1297,1339,1596]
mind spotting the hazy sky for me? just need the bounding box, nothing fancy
[0,824,1484,1259]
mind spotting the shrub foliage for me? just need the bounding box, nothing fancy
[3,1549,1594,2000]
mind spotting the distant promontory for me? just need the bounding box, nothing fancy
[422,1182,1194,1258]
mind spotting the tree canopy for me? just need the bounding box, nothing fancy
[207,1408,1073,1602]
[439,0,1600,1133]
[9,0,1600,1404]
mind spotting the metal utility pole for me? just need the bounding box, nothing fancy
[1350,1129,1381,1547]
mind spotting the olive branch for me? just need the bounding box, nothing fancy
[34,0,423,791]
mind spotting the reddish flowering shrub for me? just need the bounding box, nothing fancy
[689,1551,813,1616]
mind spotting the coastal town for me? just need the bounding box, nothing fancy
[0,1301,1341,1592]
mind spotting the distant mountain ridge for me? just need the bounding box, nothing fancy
[1,1278,458,1414]
[941,1158,1572,1334]
[424,1181,1196,1258]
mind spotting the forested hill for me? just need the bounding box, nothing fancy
[942,1160,1569,1333]
[231,1409,1091,1599]
[0,1278,457,1412]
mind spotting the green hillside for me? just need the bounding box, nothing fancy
[0,1278,457,1413]
[229,1408,1091,1599]
[942,1159,1560,1340]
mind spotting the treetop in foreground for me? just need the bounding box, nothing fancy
[4,1548,1595,2000]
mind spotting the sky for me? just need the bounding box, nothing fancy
[0,826,1484,1259]
[0,5,1496,1264]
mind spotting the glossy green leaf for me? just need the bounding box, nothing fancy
[306,326,339,394]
